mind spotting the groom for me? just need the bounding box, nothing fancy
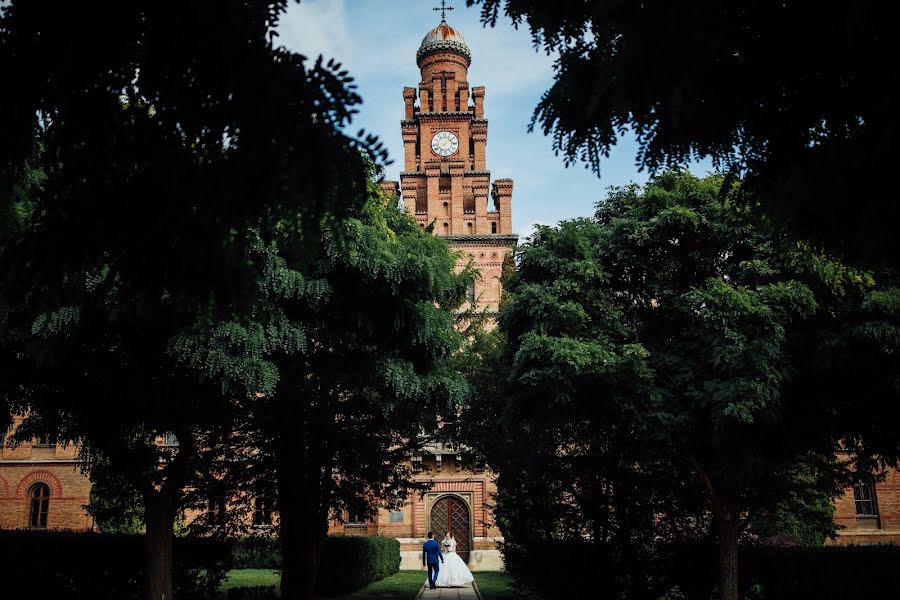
[422,531,444,590]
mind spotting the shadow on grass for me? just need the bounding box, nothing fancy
[218,569,429,600]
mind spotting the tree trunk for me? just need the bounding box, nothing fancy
[716,507,740,600]
[145,491,176,600]
[143,428,193,600]
[277,441,324,600]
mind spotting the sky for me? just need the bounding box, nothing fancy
[277,0,711,237]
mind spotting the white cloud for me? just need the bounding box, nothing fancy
[274,1,673,236]
[277,0,351,64]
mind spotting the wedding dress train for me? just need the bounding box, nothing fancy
[433,538,474,588]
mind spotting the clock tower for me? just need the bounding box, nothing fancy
[396,15,517,312]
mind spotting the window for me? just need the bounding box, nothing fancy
[443,223,449,234]
[161,432,178,447]
[346,496,368,527]
[491,222,497,234]
[389,510,404,523]
[466,222,473,234]
[467,284,476,305]
[253,495,272,527]
[29,482,50,528]
[853,480,878,520]
[463,194,475,214]
[208,495,226,526]
[34,434,56,448]
[415,195,427,215]
[442,201,450,216]
[439,175,451,194]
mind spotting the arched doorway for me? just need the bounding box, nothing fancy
[429,495,471,564]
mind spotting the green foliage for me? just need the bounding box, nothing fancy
[231,537,283,570]
[316,536,401,597]
[173,181,471,596]
[467,0,900,265]
[0,4,384,598]
[741,546,900,599]
[472,171,899,599]
[0,530,231,598]
[748,462,837,547]
[87,456,146,534]
[665,543,900,600]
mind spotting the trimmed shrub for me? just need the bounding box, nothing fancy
[0,529,230,599]
[231,536,282,569]
[316,535,401,597]
[741,544,900,599]
[663,542,900,599]
[504,540,900,599]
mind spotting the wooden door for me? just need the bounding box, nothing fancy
[430,495,471,564]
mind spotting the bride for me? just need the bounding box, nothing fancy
[434,532,474,587]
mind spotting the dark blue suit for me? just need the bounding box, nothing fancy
[422,538,444,589]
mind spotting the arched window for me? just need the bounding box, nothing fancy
[29,482,50,528]
[466,222,473,234]
[491,222,497,234]
[443,201,450,217]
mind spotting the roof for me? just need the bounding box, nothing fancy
[417,19,471,65]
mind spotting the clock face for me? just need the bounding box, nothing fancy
[431,131,459,157]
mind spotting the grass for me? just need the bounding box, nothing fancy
[219,569,516,600]
[334,570,424,600]
[219,569,282,596]
[473,572,516,600]
[218,569,425,599]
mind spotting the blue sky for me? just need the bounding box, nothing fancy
[278,0,711,237]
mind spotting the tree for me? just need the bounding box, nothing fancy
[86,453,147,535]
[0,3,377,599]
[489,172,900,600]
[173,180,473,600]
[467,0,899,265]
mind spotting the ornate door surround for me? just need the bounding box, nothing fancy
[425,492,474,564]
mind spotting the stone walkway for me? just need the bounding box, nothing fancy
[416,582,480,600]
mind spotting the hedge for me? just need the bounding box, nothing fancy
[316,535,401,597]
[231,536,282,569]
[0,530,230,599]
[505,540,900,599]
[741,545,900,599]
[230,534,400,596]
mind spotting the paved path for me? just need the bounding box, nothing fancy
[416,582,479,600]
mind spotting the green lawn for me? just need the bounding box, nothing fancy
[473,572,516,600]
[218,569,425,599]
[219,569,281,596]
[219,569,515,600]
[335,570,424,600]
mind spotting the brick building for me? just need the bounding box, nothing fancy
[0,417,93,530]
[2,12,896,569]
[328,16,514,571]
[831,463,900,545]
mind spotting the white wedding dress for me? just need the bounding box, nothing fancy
[433,538,474,587]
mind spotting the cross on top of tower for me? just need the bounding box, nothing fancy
[433,0,454,21]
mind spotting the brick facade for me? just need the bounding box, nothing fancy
[0,417,93,530]
[325,19,513,570]
[831,464,900,545]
